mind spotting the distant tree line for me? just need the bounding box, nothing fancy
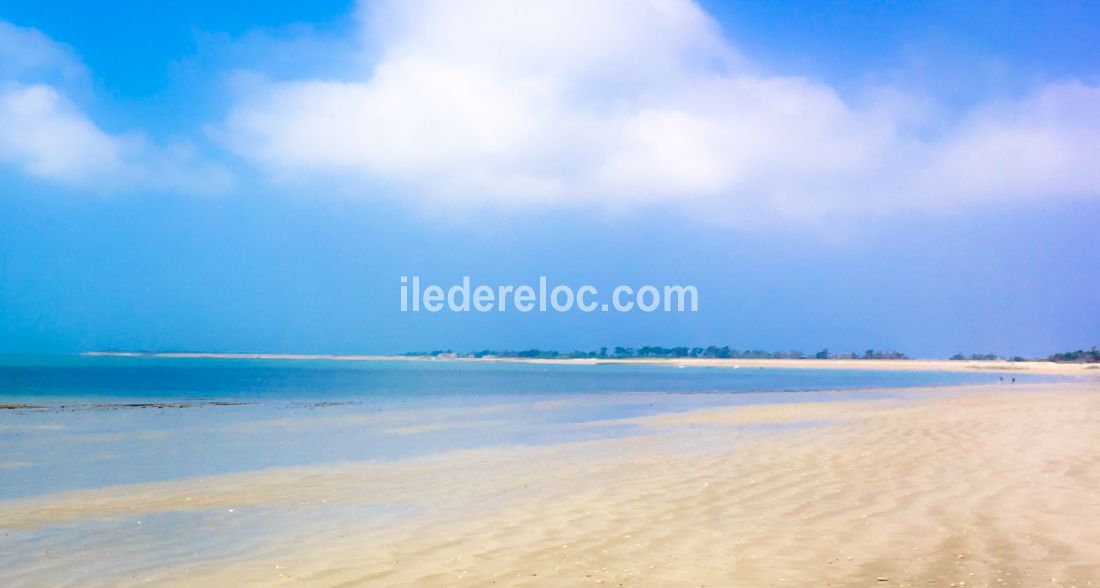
[947,347,1099,363]
[1048,347,1100,363]
[404,347,909,360]
[406,347,1096,363]
[950,353,1008,361]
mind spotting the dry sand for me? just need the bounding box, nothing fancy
[2,381,1099,587]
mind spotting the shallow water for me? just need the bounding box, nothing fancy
[0,356,1047,499]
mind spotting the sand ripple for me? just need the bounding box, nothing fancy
[2,383,1098,587]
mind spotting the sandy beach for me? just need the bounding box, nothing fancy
[5,0,1097,585]
[83,351,1100,376]
[3,379,1099,587]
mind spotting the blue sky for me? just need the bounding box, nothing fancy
[1,0,1098,357]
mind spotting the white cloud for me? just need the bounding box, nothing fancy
[0,84,129,182]
[0,20,85,82]
[0,20,231,193]
[217,0,1100,226]
[926,82,1100,203]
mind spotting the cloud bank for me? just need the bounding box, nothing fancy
[3,3,1099,226]
[0,20,230,193]
[220,0,1100,226]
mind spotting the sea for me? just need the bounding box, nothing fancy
[0,355,1046,499]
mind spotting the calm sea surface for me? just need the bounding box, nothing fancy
[0,355,1046,499]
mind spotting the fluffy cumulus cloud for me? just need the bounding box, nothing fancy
[0,20,230,193]
[0,83,121,181]
[219,0,1100,226]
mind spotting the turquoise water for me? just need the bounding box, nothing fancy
[0,355,1021,403]
[0,356,1043,499]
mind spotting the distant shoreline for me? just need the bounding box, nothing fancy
[81,351,1098,376]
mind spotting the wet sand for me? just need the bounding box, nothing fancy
[2,381,1099,586]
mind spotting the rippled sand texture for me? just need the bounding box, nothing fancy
[2,382,1099,587]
